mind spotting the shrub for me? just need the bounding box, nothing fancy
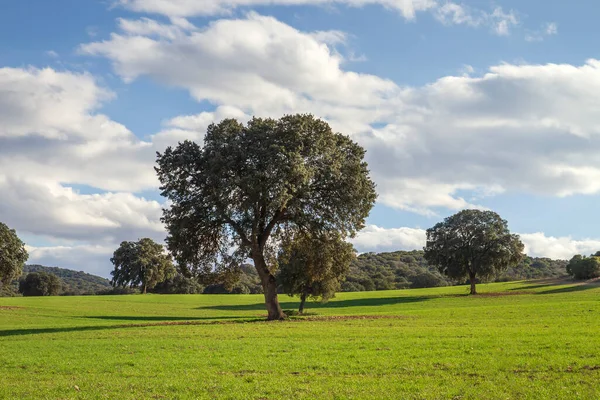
[18,272,62,296]
[567,255,600,280]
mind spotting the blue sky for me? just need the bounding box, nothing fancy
[2,0,600,276]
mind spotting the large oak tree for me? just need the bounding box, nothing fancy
[0,222,28,288]
[423,210,524,294]
[156,114,376,320]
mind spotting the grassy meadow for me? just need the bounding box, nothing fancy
[1,279,600,399]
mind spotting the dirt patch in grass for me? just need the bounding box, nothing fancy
[0,306,23,310]
[475,291,534,297]
[112,315,410,328]
[296,315,410,322]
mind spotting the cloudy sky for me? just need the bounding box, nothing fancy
[2,0,600,277]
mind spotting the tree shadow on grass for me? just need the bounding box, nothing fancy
[198,295,442,312]
[0,316,261,337]
[510,277,600,295]
[537,283,600,295]
[82,315,243,322]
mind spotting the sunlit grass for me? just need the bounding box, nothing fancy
[1,279,600,399]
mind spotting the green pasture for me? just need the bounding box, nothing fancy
[1,279,599,399]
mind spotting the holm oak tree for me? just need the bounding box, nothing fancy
[0,222,28,288]
[110,238,176,294]
[278,232,355,314]
[424,210,524,294]
[155,114,376,320]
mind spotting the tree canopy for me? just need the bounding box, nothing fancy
[423,210,524,294]
[156,114,377,319]
[19,272,62,296]
[566,254,600,280]
[278,232,355,313]
[110,238,176,294]
[0,222,28,288]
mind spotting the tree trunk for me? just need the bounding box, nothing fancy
[299,291,308,314]
[142,283,147,294]
[252,251,286,320]
[469,272,477,295]
[262,275,286,320]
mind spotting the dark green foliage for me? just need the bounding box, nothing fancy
[343,250,447,292]
[340,250,566,292]
[410,271,448,289]
[498,257,568,281]
[96,287,139,295]
[0,222,28,288]
[156,114,377,319]
[277,233,355,313]
[203,265,263,294]
[111,238,176,294]
[567,255,600,280]
[18,272,62,296]
[424,210,524,295]
[152,274,205,294]
[23,265,111,295]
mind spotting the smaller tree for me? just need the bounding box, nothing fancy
[424,210,524,295]
[278,233,355,313]
[110,238,176,294]
[0,222,29,288]
[567,254,600,280]
[19,272,62,296]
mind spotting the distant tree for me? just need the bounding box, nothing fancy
[566,255,600,280]
[156,114,377,320]
[0,222,28,288]
[424,210,524,295]
[152,274,205,294]
[278,233,355,313]
[110,238,176,294]
[19,272,62,296]
[410,271,448,289]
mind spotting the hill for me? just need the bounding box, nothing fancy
[21,265,111,295]
[343,250,569,292]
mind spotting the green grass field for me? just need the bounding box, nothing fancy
[1,279,600,399]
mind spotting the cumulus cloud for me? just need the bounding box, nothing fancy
[0,67,160,192]
[0,177,164,242]
[81,15,600,216]
[351,225,426,253]
[351,226,600,260]
[519,233,600,260]
[27,244,116,278]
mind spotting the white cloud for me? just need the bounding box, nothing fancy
[434,3,518,36]
[512,233,600,260]
[115,0,523,36]
[45,50,59,58]
[351,226,600,260]
[351,225,426,253]
[545,22,558,36]
[27,244,115,278]
[0,177,164,243]
[526,22,558,42]
[81,16,600,216]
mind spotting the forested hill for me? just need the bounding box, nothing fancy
[342,250,568,292]
[22,265,111,295]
